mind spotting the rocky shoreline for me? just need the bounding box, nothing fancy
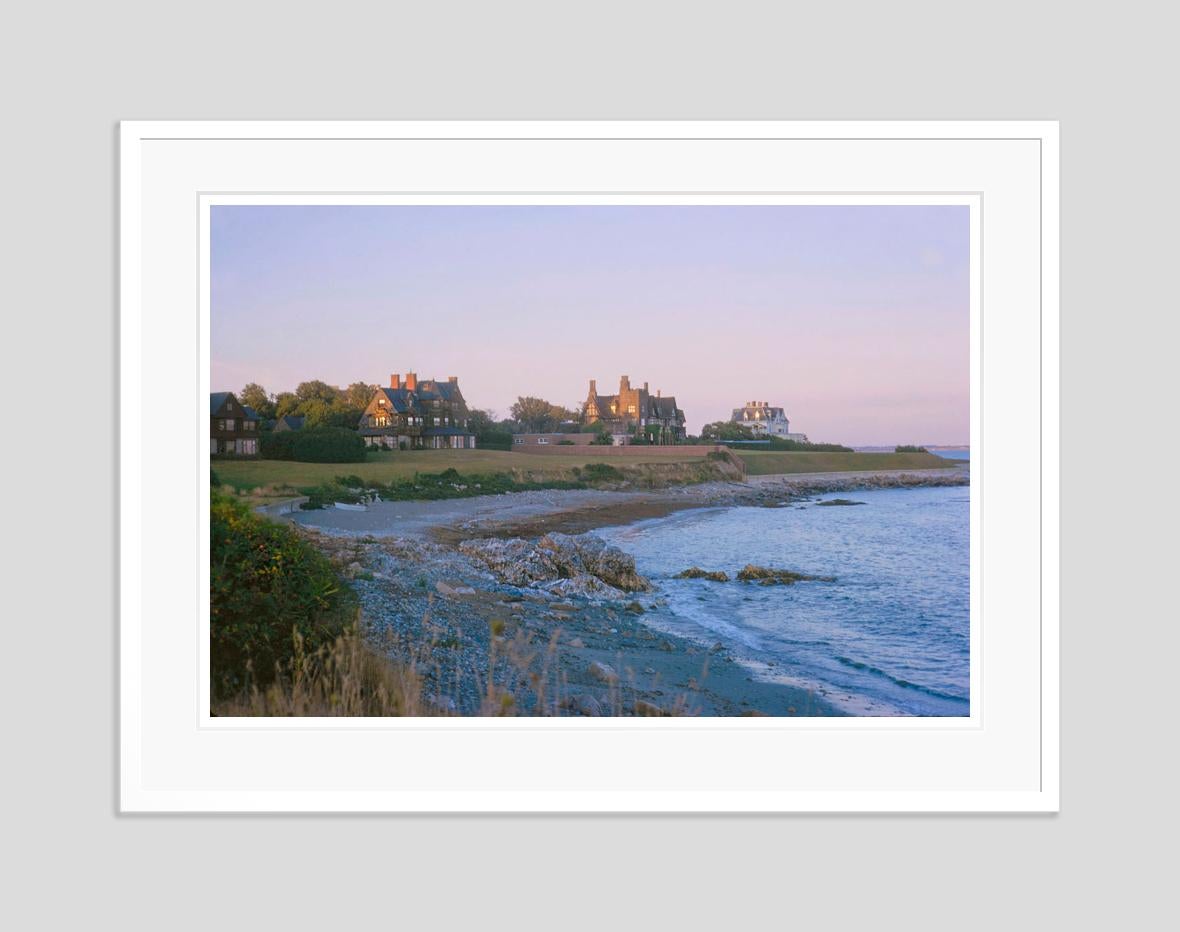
[291,465,967,716]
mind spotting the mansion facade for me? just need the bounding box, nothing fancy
[358,372,476,450]
[731,400,808,441]
[210,391,261,456]
[583,375,686,444]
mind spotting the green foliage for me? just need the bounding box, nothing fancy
[510,396,578,433]
[344,381,377,410]
[700,420,757,441]
[291,427,368,463]
[895,444,929,453]
[475,427,514,451]
[210,468,221,488]
[210,491,357,697]
[297,468,588,507]
[579,462,624,482]
[766,438,853,452]
[238,382,276,420]
[273,391,299,418]
[261,380,366,429]
[261,430,298,460]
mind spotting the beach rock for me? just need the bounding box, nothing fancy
[459,533,650,594]
[457,537,562,587]
[589,660,619,684]
[435,580,477,597]
[736,564,835,585]
[562,693,603,716]
[539,575,628,601]
[633,699,664,717]
[567,637,586,649]
[675,567,730,582]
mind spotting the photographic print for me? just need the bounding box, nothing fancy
[209,203,971,718]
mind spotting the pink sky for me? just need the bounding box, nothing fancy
[212,205,969,445]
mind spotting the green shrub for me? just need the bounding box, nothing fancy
[261,430,298,460]
[210,468,221,488]
[895,444,929,453]
[291,427,367,463]
[580,462,624,482]
[475,428,513,451]
[210,492,357,698]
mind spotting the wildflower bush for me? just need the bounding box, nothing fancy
[210,491,358,697]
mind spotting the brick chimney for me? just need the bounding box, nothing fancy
[405,372,417,391]
[390,373,400,389]
[620,375,630,392]
[643,381,649,393]
[448,376,458,383]
[589,379,597,394]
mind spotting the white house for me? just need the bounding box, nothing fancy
[730,400,809,442]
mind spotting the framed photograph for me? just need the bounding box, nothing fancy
[120,121,1058,811]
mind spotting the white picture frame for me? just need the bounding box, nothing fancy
[120,121,1058,812]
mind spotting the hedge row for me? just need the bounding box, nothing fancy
[261,426,367,463]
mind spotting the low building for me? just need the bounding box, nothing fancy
[582,375,686,445]
[730,400,808,441]
[358,371,477,450]
[512,433,596,446]
[210,391,261,456]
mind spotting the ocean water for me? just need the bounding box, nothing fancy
[594,485,970,716]
[933,448,970,461]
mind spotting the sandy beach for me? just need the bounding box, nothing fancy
[287,465,968,716]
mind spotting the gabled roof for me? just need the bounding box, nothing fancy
[415,379,459,401]
[242,405,261,421]
[378,387,415,413]
[649,396,680,419]
[210,391,233,415]
[276,414,304,430]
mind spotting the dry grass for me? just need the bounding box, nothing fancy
[212,608,705,718]
[212,628,426,716]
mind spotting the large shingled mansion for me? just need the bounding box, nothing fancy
[359,372,477,449]
[730,400,808,441]
[583,375,686,444]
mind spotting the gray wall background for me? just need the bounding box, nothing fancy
[3,1,1172,927]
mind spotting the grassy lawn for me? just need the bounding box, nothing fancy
[213,449,708,492]
[736,450,954,476]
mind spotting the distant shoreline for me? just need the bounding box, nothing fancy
[290,465,969,542]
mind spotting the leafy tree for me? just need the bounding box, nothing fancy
[700,420,757,441]
[238,382,276,420]
[510,396,578,433]
[345,381,377,411]
[299,398,335,429]
[295,380,341,405]
[274,392,299,418]
[466,408,497,435]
